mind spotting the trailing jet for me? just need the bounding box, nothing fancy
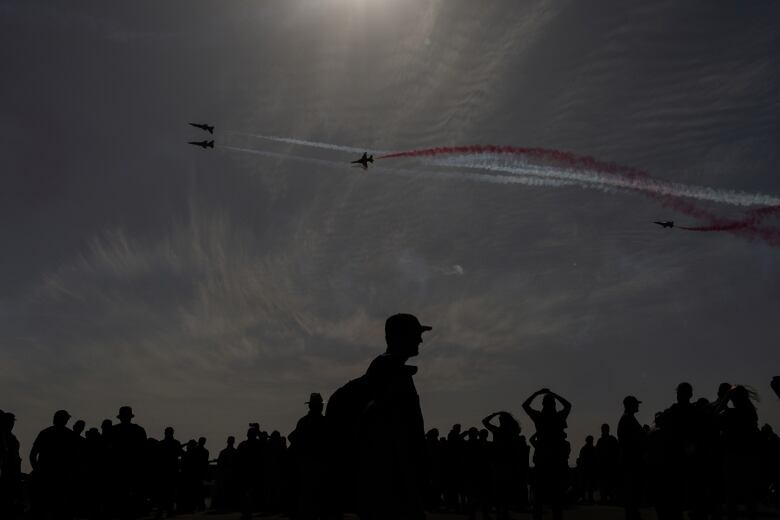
[351,152,374,169]
[189,123,214,134]
[654,221,674,228]
[188,140,214,149]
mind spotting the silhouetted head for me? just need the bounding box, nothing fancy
[73,419,86,436]
[761,424,774,436]
[117,406,134,424]
[53,409,71,427]
[306,392,324,415]
[101,419,112,433]
[729,385,757,410]
[85,427,100,441]
[186,439,197,450]
[696,397,710,407]
[676,382,693,404]
[164,427,174,439]
[451,424,461,433]
[600,424,610,436]
[227,436,235,446]
[247,428,258,440]
[467,427,479,440]
[586,435,594,445]
[385,313,431,358]
[623,395,641,414]
[479,428,489,441]
[426,428,439,441]
[718,382,732,400]
[541,393,556,412]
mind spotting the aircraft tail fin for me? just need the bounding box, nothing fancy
[207,140,214,148]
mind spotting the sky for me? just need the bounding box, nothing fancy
[2,0,779,467]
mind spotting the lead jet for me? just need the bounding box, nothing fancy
[188,140,214,149]
[351,152,374,169]
[653,221,674,228]
[189,122,214,134]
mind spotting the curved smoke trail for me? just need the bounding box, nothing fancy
[379,146,780,207]
[378,145,780,245]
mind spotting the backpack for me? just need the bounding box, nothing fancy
[324,373,377,512]
[325,375,375,426]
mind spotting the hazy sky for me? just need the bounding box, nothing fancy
[2,0,779,466]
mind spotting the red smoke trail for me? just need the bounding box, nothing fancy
[379,145,780,246]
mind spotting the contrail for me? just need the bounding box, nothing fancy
[431,155,780,207]
[384,148,780,207]
[231,133,388,156]
[379,145,780,245]
[221,146,353,170]
[221,145,576,189]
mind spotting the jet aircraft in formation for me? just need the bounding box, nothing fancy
[187,122,215,149]
[189,122,214,134]
[351,152,374,169]
[654,221,674,228]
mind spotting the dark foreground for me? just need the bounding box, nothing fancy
[138,505,780,520]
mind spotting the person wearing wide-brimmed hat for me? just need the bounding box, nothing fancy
[289,392,327,519]
[618,395,645,520]
[109,406,147,517]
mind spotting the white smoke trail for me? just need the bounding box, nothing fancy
[221,146,576,189]
[432,155,780,207]
[231,134,389,156]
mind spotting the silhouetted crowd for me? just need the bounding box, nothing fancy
[1,315,779,520]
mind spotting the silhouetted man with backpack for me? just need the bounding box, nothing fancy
[326,313,431,520]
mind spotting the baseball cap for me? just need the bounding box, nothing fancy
[385,313,432,337]
[623,395,642,406]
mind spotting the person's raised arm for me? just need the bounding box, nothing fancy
[482,412,501,435]
[550,391,572,417]
[523,388,549,416]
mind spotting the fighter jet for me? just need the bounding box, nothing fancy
[351,152,374,169]
[653,221,674,228]
[189,123,214,134]
[188,140,214,149]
